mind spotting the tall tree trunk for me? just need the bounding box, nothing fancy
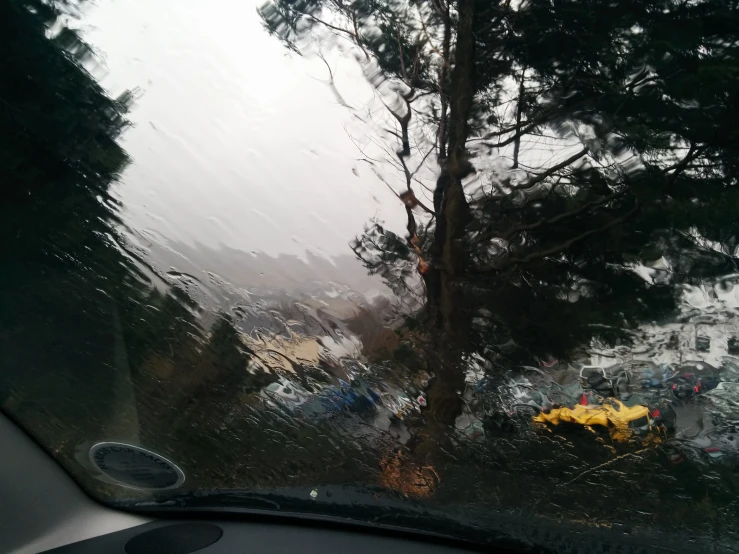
[423,0,477,429]
[445,0,476,168]
[429,0,475,338]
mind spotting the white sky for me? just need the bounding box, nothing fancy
[76,0,409,260]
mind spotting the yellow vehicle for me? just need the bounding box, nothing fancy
[533,398,667,444]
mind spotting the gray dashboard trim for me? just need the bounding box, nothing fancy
[0,412,148,554]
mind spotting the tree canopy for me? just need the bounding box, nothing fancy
[259,0,739,423]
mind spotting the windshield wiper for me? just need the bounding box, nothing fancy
[122,485,520,549]
[118,484,706,554]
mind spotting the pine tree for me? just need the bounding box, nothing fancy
[260,0,739,426]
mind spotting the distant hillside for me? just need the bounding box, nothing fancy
[143,238,391,296]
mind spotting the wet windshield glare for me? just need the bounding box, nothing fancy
[3,0,739,550]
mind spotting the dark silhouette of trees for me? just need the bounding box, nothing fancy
[0,0,270,460]
[0,0,141,440]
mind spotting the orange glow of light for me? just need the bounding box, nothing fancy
[379,451,438,498]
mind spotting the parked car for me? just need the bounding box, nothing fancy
[259,378,311,410]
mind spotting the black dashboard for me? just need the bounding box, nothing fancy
[42,519,477,554]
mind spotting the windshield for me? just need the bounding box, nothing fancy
[3,0,739,549]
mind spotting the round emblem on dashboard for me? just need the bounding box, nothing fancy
[89,442,185,490]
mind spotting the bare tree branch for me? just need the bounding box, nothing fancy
[512,148,589,190]
[664,143,706,186]
[397,153,435,214]
[282,4,357,42]
[316,50,353,108]
[350,9,369,60]
[412,145,436,179]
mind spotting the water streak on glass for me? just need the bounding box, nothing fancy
[2,0,739,550]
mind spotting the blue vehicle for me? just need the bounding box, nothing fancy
[296,379,381,420]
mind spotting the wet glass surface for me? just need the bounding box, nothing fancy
[2,0,739,550]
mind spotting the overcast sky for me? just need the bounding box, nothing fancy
[76,0,409,264]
